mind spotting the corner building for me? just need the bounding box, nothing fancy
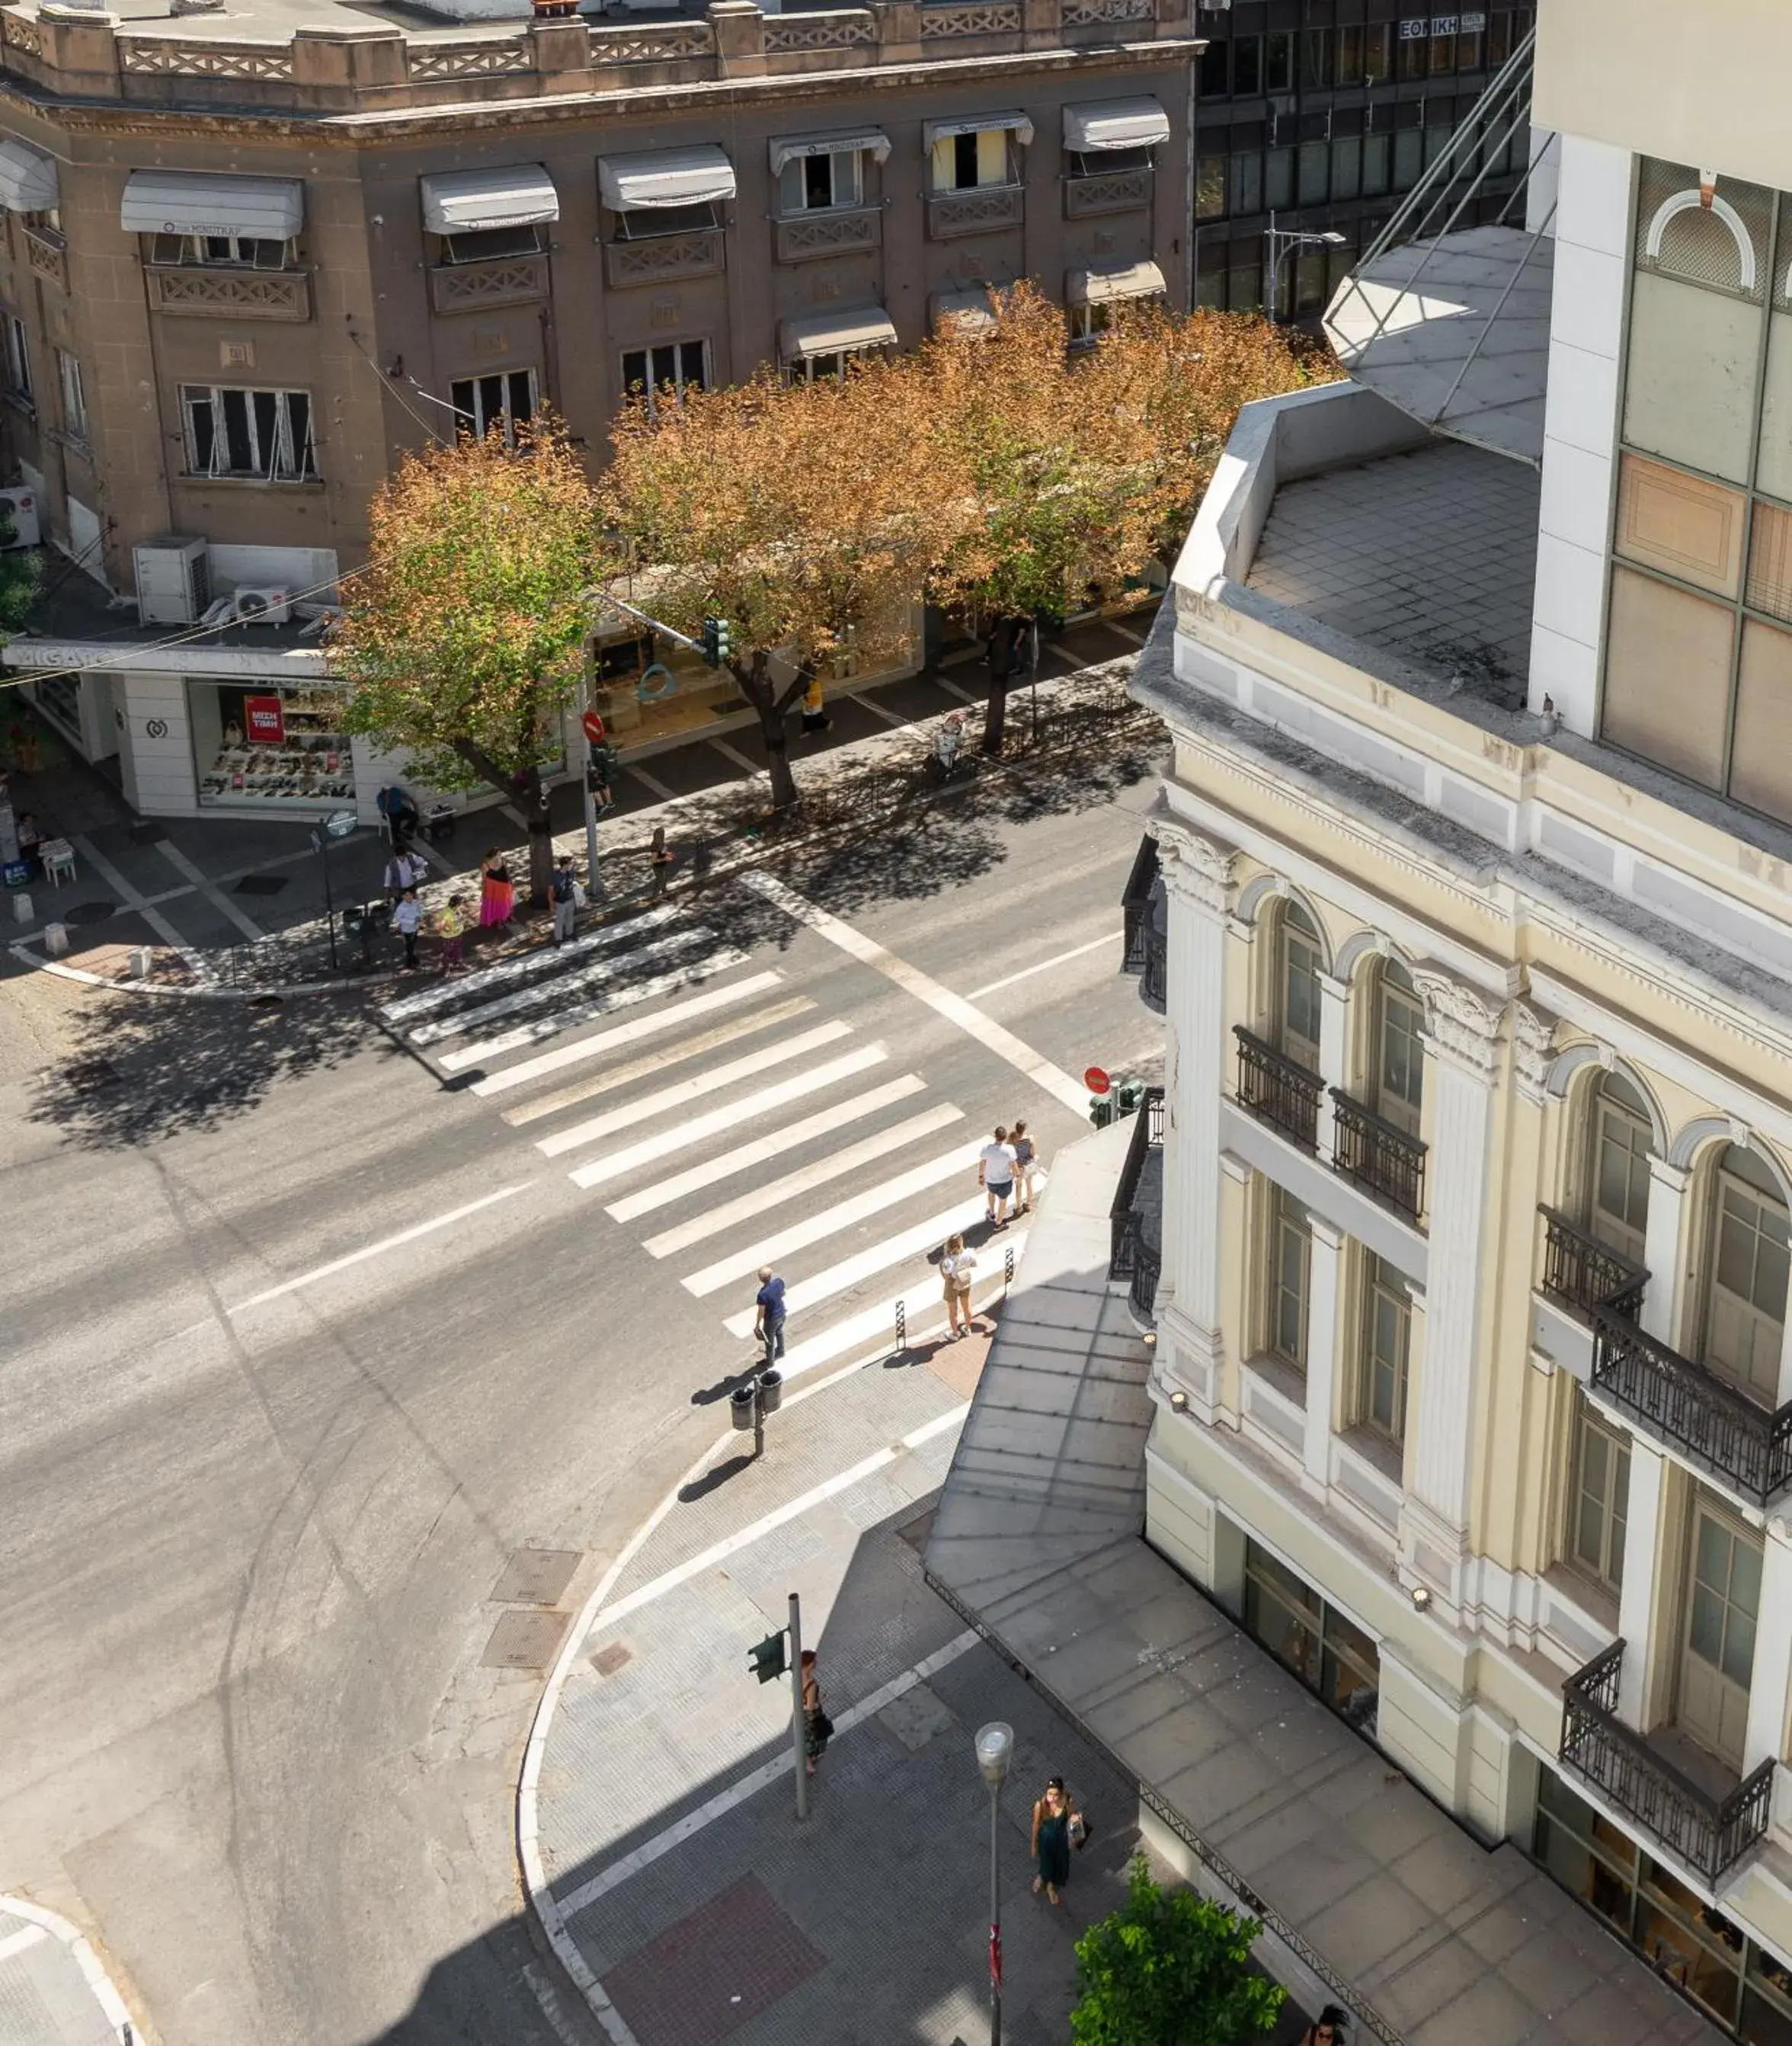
[1132,1,1792,2035]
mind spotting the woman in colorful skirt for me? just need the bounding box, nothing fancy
[478,848,515,930]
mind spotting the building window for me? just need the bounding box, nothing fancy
[1364,21,1394,81]
[1371,959,1425,1140]
[1273,900,1323,1071]
[1676,1497,1763,1771]
[1699,1144,1790,1405]
[1360,1254,1412,1444]
[1335,22,1363,83]
[612,200,718,241]
[1195,155,1227,221]
[149,233,296,271]
[1566,1394,1630,1591]
[786,345,882,384]
[450,370,536,443]
[56,351,87,443]
[1266,1188,1311,1371]
[1230,34,1261,94]
[930,130,1012,193]
[1263,30,1293,92]
[22,207,61,243]
[619,341,709,418]
[437,223,544,265]
[779,149,862,214]
[181,385,315,481]
[1196,35,1228,95]
[1585,1071,1652,1264]
[1241,1540,1381,1735]
[4,312,30,401]
[1300,26,1330,88]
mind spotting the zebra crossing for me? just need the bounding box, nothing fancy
[377,901,1029,1377]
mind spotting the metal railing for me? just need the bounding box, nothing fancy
[1121,834,1159,973]
[1329,1089,1426,1221]
[1540,1209,1647,1322]
[1590,1308,1792,1507]
[1234,1026,1323,1151]
[1561,1640,1775,1884]
[1109,1085,1164,1318]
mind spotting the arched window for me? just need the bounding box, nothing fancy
[1370,959,1424,1139]
[1700,1143,1790,1404]
[1585,1071,1653,1266]
[1274,901,1323,1072]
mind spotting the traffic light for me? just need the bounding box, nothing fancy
[748,1629,788,1684]
[701,616,731,669]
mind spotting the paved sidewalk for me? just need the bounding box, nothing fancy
[523,1294,1313,2046]
[0,1896,133,2046]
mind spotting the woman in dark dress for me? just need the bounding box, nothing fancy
[1030,1775,1077,1905]
[801,1651,832,1776]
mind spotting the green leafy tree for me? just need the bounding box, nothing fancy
[1071,1856,1285,2046]
[333,414,598,907]
[0,501,42,636]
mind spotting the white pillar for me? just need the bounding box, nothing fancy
[1616,1438,1667,1727]
[1640,1157,1690,1348]
[1400,971,1506,1612]
[1316,971,1348,1164]
[1154,824,1237,1421]
[1304,1216,1343,1492]
[1744,1513,1792,1774]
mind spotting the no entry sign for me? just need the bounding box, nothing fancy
[1084,1065,1110,1094]
[581,709,606,744]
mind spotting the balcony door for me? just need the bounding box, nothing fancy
[1675,1499,1762,1772]
[1701,1145,1790,1404]
[1275,902,1323,1074]
[1587,1073,1652,1266]
[1371,960,1424,1140]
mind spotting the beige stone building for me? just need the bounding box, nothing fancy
[0,0,1194,818]
[1122,1,1792,2035]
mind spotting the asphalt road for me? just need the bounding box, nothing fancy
[0,741,1166,2046]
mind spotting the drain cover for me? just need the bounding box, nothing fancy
[590,1642,632,1679]
[481,1609,570,1671]
[490,1548,582,1609]
[235,873,289,897]
[63,901,117,926]
[247,994,284,1013]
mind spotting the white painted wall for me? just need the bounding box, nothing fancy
[115,671,197,816]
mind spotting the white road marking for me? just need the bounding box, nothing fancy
[587,1405,966,1635]
[155,840,266,943]
[605,1075,928,1221]
[720,1193,985,1334]
[773,1233,1026,1382]
[1038,644,1080,676]
[439,952,748,1071]
[503,997,815,1126]
[568,1046,888,1191]
[70,834,210,979]
[410,925,711,1047]
[965,928,1123,1001]
[471,972,782,1097]
[937,675,982,707]
[622,761,677,803]
[0,1924,48,1962]
[229,1185,531,1311]
[681,1138,984,1297]
[1102,620,1147,646]
[640,1103,964,1257]
[848,688,907,728]
[552,1628,978,1922]
[742,873,1087,1114]
[707,737,763,777]
[535,1021,853,1157]
[382,904,683,1024]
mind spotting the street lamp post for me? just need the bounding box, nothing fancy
[311,807,358,972]
[1264,213,1347,324]
[975,1721,1014,2046]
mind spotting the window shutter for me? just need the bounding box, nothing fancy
[976,129,1006,187]
[930,136,955,191]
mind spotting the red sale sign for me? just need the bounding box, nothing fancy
[244,694,285,744]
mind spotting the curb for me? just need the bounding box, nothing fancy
[514,1278,1006,2046]
[0,1894,136,2044]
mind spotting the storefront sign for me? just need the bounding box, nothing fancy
[244,694,285,744]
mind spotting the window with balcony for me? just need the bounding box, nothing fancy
[779,149,862,214]
[450,370,536,444]
[436,223,544,266]
[1365,960,1423,1140]
[1358,1253,1413,1446]
[1265,1188,1311,1374]
[620,342,709,419]
[1566,1393,1630,1593]
[56,350,86,445]
[1274,899,1323,1072]
[613,200,720,242]
[1586,1072,1653,1266]
[1675,1496,1762,1772]
[181,384,315,481]
[149,232,296,271]
[931,130,1011,193]
[4,312,30,402]
[1699,1145,1790,1406]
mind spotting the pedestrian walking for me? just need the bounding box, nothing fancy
[383,844,427,901]
[798,674,831,738]
[435,893,468,975]
[478,848,515,930]
[754,1265,787,1368]
[393,885,424,970]
[1300,2007,1349,2046]
[979,1125,1018,1227]
[549,853,579,946]
[801,1650,833,1776]
[1030,1776,1081,1907]
[939,1231,978,1338]
[1012,1120,1039,1213]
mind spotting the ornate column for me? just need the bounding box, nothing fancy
[1153,821,1237,1422]
[1398,969,1506,1615]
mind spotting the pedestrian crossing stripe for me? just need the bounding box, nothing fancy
[413,924,718,1049]
[377,901,686,1026]
[438,949,749,1070]
[719,1193,988,1335]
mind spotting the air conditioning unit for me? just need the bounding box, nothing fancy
[227,585,292,626]
[134,533,211,624]
[1197,0,1230,10]
[0,488,40,549]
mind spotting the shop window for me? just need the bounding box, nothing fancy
[1241,1540,1380,1735]
[1195,155,1227,221]
[5,312,31,402]
[620,341,709,419]
[181,384,315,482]
[437,223,544,265]
[1230,34,1262,95]
[450,370,536,444]
[192,682,355,809]
[149,232,296,271]
[1359,1253,1412,1445]
[1566,1392,1630,1592]
[56,351,85,443]
[931,130,1012,193]
[1265,1187,1311,1372]
[1197,36,1229,95]
[611,200,719,241]
[1264,30,1293,93]
[779,149,862,215]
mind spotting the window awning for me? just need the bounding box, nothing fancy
[0,138,57,214]
[923,111,1035,150]
[931,287,1000,337]
[599,146,736,211]
[780,306,898,360]
[767,128,891,177]
[1063,97,1170,153]
[1067,258,1167,305]
[421,164,558,235]
[120,169,304,241]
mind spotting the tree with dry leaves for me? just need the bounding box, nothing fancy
[334,414,599,907]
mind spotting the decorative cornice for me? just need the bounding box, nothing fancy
[1512,1001,1555,1106]
[1412,965,1505,1078]
[1150,818,1236,918]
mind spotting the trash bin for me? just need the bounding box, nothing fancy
[729,1384,758,1433]
[757,1369,783,1416]
[43,921,68,956]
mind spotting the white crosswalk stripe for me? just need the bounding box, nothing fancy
[413,926,717,1048]
[439,951,748,1071]
[379,904,685,1026]
[720,1195,987,1335]
[771,1238,1026,1384]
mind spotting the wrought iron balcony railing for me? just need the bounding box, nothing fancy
[1329,1088,1426,1222]
[1233,1026,1323,1152]
[1109,1084,1163,1319]
[1540,1208,1647,1322]
[1120,835,1165,1012]
[1561,1640,1774,1884]
[1590,1308,1792,1508]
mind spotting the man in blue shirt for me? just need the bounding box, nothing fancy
[754,1266,786,1369]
